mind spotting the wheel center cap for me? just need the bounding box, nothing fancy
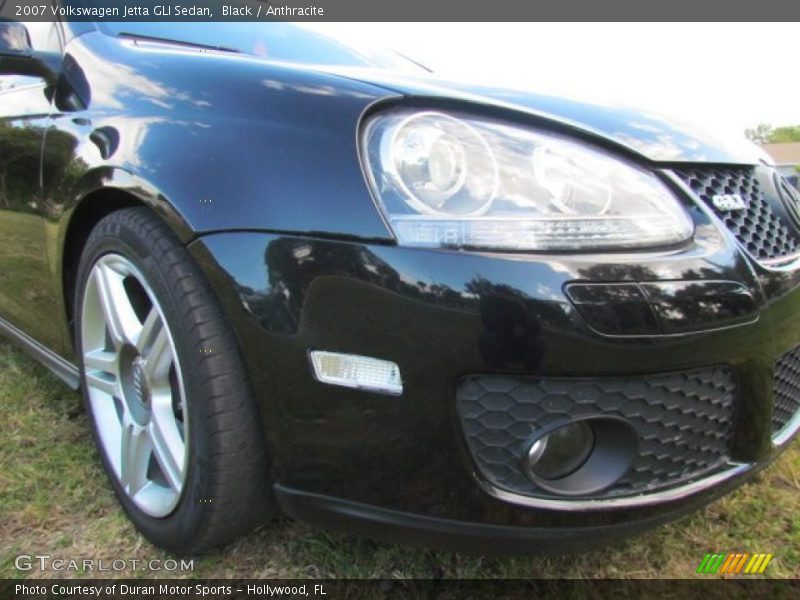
[132,358,150,404]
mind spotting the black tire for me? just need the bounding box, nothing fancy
[74,206,274,554]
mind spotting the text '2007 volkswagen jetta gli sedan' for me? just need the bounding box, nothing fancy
[1,18,799,555]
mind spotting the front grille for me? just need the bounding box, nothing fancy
[457,368,737,500]
[773,345,800,435]
[674,167,800,261]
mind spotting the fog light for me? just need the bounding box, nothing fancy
[309,351,403,395]
[525,422,594,480]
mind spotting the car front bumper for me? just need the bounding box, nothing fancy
[187,199,800,552]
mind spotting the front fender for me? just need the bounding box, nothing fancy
[46,31,398,243]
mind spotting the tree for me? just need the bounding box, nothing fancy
[745,123,773,144]
[769,126,800,143]
[745,123,800,144]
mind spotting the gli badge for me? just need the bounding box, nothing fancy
[712,193,747,211]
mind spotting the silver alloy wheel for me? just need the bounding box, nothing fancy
[81,253,189,518]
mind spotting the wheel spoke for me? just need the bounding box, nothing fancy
[149,395,185,492]
[93,264,142,349]
[85,370,119,398]
[144,324,173,386]
[136,308,161,355]
[84,349,119,377]
[120,422,152,496]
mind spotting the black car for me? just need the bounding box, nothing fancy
[1,17,799,555]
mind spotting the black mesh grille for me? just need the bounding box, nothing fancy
[457,368,737,500]
[773,345,800,435]
[674,167,800,261]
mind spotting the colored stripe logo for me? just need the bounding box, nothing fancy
[697,553,773,575]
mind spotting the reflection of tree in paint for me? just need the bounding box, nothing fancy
[224,238,568,374]
[0,122,41,211]
[465,277,566,371]
[40,127,88,219]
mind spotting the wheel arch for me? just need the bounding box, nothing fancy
[59,171,196,348]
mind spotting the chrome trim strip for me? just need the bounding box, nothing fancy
[772,408,800,447]
[478,463,752,511]
[760,251,800,270]
[0,316,80,389]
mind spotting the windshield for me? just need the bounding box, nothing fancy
[98,22,428,72]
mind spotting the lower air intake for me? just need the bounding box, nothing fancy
[457,368,737,500]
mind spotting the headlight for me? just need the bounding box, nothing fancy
[361,110,694,251]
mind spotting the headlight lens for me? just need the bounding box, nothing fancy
[362,110,694,251]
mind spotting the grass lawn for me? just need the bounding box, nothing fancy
[0,211,58,350]
[0,339,798,580]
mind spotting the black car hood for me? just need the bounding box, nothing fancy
[321,67,770,166]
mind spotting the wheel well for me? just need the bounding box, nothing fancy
[62,189,143,340]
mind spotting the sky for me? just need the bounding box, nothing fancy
[310,23,799,141]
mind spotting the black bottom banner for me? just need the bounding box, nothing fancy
[2,579,799,600]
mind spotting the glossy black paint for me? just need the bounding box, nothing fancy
[0,71,62,351]
[47,32,395,239]
[185,195,797,532]
[272,463,769,555]
[1,24,772,361]
[0,22,797,550]
[565,279,759,336]
[3,27,401,360]
[322,66,772,165]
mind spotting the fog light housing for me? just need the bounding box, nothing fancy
[309,351,403,396]
[522,418,638,496]
[525,422,595,480]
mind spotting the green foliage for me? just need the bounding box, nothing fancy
[745,123,800,144]
[770,126,800,144]
[745,123,774,144]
